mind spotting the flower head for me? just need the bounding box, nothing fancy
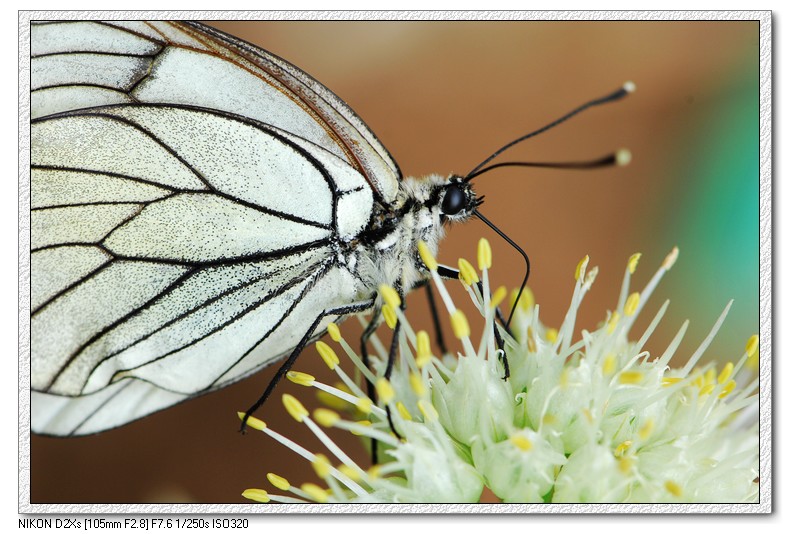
[242,241,758,504]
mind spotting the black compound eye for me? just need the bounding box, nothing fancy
[441,184,466,216]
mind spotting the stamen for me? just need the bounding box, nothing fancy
[375,378,396,404]
[379,284,402,309]
[418,399,439,422]
[242,488,270,503]
[510,434,533,451]
[286,371,315,387]
[718,362,734,384]
[664,480,683,497]
[477,238,492,270]
[396,402,413,421]
[311,454,332,479]
[619,370,644,384]
[575,255,589,281]
[382,304,398,329]
[327,322,342,342]
[316,341,340,370]
[415,330,433,368]
[417,240,438,271]
[409,372,427,397]
[624,292,640,316]
[450,309,471,339]
[313,408,340,428]
[638,419,655,440]
[267,473,290,491]
[301,483,329,503]
[237,412,266,431]
[628,253,642,274]
[490,286,507,309]
[458,258,480,285]
[283,394,309,423]
[745,334,759,359]
[662,247,679,270]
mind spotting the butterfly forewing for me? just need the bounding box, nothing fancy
[30,20,391,435]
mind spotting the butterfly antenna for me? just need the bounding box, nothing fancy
[465,149,632,181]
[465,82,635,180]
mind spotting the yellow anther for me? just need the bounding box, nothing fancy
[316,341,339,370]
[746,334,759,359]
[367,465,382,480]
[699,384,715,396]
[527,326,537,353]
[661,377,683,387]
[717,362,734,384]
[409,372,426,397]
[313,408,340,428]
[396,401,413,421]
[375,378,395,404]
[575,255,590,281]
[356,397,373,414]
[382,304,398,329]
[338,465,362,482]
[415,330,432,367]
[509,434,533,451]
[510,287,535,312]
[458,258,480,285]
[450,309,470,339]
[545,328,558,343]
[349,420,372,436]
[300,483,329,503]
[417,240,438,271]
[477,238,492,270]
[490,286,507,309]
[242,488,270,503]
[559,368,570,389]
[327,322,342,342]
[627,253,642,274]
[379,284,402,309]
[638,418,655,440]
[542,414,557,426]
[664,480,683,497]
[704,368,716,386]
[316,389,347,410]
[286,371,315,386]
[619,370,644,384]
[607,311,620,334]
[418,399,439,422]
[282,394,309,423]
[618,457,634,474]
[602,353,617,376]
[267,473,290,491]
[614,440,632,457]
[624,292,640,316]
[718,380,736,399]
[238,412,266,431]
[311,454,332,479]
[662,247,679,270]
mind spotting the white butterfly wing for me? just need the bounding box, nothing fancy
[30,21,392,435]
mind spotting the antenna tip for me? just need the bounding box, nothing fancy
[623,81,637,93]
[616,149,632,166]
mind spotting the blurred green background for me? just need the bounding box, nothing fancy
[31,20,761,504]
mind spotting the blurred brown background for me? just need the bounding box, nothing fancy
[30,19,760,504]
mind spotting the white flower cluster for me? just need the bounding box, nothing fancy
[242,241,759,504]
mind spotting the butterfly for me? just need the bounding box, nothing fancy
[30,20,630,436]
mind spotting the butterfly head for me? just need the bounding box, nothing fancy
[435,175,480,224]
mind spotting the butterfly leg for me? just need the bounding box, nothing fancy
[240,298,375,433]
